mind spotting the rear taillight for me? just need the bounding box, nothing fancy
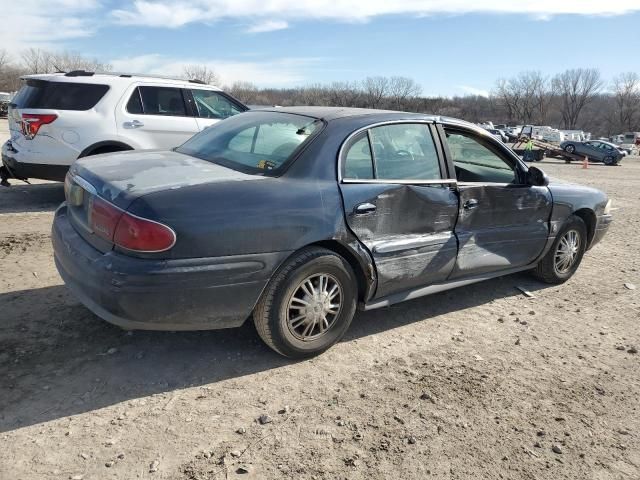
[21,113,57,139]
[89,196,122,241]
[89,196,175,253]
[113,213,176,252]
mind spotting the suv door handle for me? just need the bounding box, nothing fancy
[463,199,479,210]
[125,119,144,128]
[354,202,377,215]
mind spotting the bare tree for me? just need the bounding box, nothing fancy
[182,64,219,85]
[228,81,259,104]
[20,48,111,74]
[388,76,421,109]
[612,72,640,132]
[362,76,389,108]
[552,68,603,129]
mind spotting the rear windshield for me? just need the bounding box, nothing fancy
[12,79,109,111]
[176,111,323,175]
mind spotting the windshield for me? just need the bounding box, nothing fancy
[176,111,323,175]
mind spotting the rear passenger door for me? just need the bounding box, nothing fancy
[339,122,459,299]
[188,89,247,131]
[116,85,199,149]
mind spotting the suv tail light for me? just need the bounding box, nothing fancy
[21,113,57,139]
[89,196,176,253]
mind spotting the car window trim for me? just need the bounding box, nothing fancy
[338,119,444,184]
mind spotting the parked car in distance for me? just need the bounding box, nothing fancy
[560,139,624,165]
[52,107,612,358]
[1,71,248,185]
[0,92,11,117]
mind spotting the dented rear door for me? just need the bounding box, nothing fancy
[338,122,459,298]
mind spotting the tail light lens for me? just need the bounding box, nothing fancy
[113,213,176,252]
[89,196,176,253]
[21,113,57,139]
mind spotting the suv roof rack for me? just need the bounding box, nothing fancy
[65,70,95,77]
[188,79,206,84]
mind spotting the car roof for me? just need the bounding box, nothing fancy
[20,72,223,90]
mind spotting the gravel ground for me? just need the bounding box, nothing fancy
[0,120,638,480]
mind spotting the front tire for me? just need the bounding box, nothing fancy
[532,215,587,284]
[564,144,576,154]
[254,247,357,358]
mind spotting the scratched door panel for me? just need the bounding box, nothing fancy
[340,183,459,297]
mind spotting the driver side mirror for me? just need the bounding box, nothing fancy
[527,165,549,187]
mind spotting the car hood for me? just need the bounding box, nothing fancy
[70,149,264,209]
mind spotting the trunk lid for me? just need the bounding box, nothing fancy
[66,149,264,253]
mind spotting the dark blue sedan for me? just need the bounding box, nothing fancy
[53,107,612,357]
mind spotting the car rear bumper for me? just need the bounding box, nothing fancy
[590,213,612,249]
[52,204,289,331]
[2,140,70,181]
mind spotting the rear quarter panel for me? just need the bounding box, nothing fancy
[126,176,345,259]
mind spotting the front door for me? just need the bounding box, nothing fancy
[442,127,552,279]
[339,122,459,298]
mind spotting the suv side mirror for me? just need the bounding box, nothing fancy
[527,165,549,187]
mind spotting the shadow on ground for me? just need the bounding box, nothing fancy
[0,182,65,214]
[0,271,548,432]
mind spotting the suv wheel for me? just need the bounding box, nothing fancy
[532,215,587,284]
[564,144,576,154]
[254,247,357,358]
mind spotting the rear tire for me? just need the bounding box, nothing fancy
[564,144,576,154]
[532,215,587,284]
[254,247,357,358]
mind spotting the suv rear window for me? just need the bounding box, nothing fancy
[12,80,109,111]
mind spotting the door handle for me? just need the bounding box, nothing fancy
[463,199,479,210]
[354,202,377,215]
[124,119,144,128]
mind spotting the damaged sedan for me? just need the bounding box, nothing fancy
[52,107,612,357]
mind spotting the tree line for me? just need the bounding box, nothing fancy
[1,48,638,137]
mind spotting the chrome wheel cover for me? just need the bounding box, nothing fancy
[555,229,580,274]
[286,273,343,341]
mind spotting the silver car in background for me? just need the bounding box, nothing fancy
[560,139,624,165]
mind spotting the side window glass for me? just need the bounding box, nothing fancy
[343,134,374,179]
[125,88,143,114]
[192,90,243,119]
[138,86,186,116]
[369,124,441,180]
[446,131,516,184]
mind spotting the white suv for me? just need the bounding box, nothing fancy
[1,71,248,185]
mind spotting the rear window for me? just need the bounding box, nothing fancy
[12,80,109,111]
[176,111,323,176]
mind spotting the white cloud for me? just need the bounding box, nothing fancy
[0,0,100,52]
[457,85,490,97]
[112,0,640,28]
[110,54,319,86]
[246,20,289,33]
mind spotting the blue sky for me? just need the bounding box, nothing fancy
[4,1,640,96]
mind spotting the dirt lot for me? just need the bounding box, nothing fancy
[0,120,638,480]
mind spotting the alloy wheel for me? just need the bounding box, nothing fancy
[286,273,343,341]
[554,229,580,274]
